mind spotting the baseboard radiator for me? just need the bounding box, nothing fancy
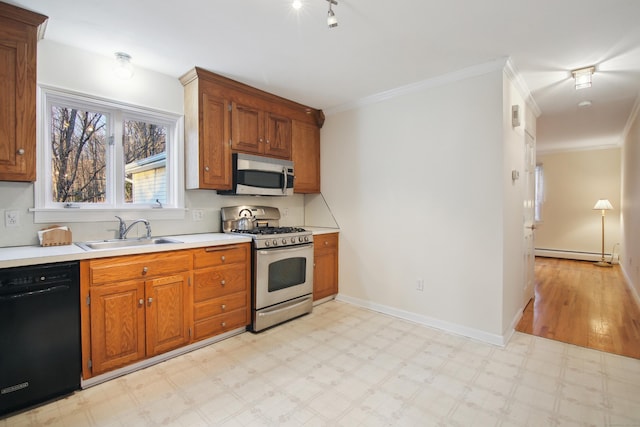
[535,248,619,264]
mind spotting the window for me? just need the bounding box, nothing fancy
[35,87,184,223]
[534,164,544,222]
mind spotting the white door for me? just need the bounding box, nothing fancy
[523,131,536,308]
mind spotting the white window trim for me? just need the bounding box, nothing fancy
[33,85,185,223]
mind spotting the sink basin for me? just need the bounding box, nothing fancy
[76,237,182,251]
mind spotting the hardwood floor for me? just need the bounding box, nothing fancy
[516,257,640,359]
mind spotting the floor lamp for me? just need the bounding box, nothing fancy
[593,199,613,267]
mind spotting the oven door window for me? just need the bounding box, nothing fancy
[268,257,306,292]
[238,170,294,190]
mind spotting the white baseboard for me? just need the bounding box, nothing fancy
[535,248,619,264]
[334,293,510,347]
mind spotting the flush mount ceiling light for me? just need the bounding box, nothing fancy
[292,0,302,10]
[326,0,338,28]
[571,66,595,90]
[113,52,134,80]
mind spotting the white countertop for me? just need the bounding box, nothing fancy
[0,233,252,269]
[0,229,339,269]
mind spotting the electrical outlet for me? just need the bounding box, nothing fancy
[192,209,204,222]
[416,279,424,291]
[5,210,19,227]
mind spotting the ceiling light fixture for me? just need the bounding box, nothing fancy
[326,0,338,28]
[571,66,595,90]
[113,52,134,80]
[292,0,302,10]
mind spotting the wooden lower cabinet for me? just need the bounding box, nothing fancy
[82,251,193,378]
[313,233,339,301]
[192,244,251,342]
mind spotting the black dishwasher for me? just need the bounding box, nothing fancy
[0,261,80,417]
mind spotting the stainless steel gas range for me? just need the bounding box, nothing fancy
[221,206,313,332]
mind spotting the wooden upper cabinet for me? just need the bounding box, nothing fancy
[180,67,323,190]
[0,3,47,182]
[181,73,232,190]
[231,102,292,159]
[292,120,320,193]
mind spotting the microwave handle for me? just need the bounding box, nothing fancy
[282,166,287,194]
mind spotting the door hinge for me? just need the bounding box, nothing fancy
[228,104,232,112]
[108,135,115,146]
[229,138,232,147]
[86,295,90,306]
[88,359,92,370]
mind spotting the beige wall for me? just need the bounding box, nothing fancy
[535,148,621,258]
[621,99,640,298]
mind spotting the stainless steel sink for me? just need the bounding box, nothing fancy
[76,237,182,251]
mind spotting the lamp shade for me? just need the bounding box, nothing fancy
[593,199,613,210]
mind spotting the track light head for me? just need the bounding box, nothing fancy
[326,0,338,28]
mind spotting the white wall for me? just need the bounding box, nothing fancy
[320,62,525,343]
[0,40,305,247]
[535,148,622,258]
[621,98,640,299]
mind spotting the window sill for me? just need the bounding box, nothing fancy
[31,208,187,224]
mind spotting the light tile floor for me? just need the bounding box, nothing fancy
[3,300,640,426]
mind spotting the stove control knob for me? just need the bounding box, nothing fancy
[265,240,270,247]
[304,236,309,242]
[282,238,287,245]
[298,236,303,243]
[272,239,278,246]
[291,237,296,243]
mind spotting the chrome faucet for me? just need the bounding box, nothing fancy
[115,216,152,239]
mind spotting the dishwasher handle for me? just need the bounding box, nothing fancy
[0,284,71,302]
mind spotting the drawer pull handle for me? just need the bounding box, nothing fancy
[221,304,226,310]
[142,266,148,275]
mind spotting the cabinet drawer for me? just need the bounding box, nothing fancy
[193,308,248,340]
[194,291,247,321]
[193,264,247,302]
[193,244,248,269]
[315,233,338,251]
[90,252,192,285]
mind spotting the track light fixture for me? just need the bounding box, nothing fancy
[326,0,338,28]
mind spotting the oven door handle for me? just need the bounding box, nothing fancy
[257,296,312,317]
[258,243,313,255]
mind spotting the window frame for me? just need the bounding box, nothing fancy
[33,85,185,223]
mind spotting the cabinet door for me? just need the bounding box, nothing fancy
[231,102,263,154]
[313,233,339,301]
[264,112,292,159]
[0,39,34,181]
[145,273,191,356]
[292,120,320,193]
[90,281,145,375]
[200,93,231,189]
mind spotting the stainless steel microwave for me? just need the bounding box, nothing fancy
[219,153,294,196]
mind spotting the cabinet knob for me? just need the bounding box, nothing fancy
[324,241,329,246]
[221,321,226,327]
[221,304,226,310]
[139,299,144,306]
[221,255,226,262]
[220,280,226,286]
[265,139,270,144]
[17,148,25,155]
[204,166,210,172]
[148,297,153,304]
[142,266,148,275]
